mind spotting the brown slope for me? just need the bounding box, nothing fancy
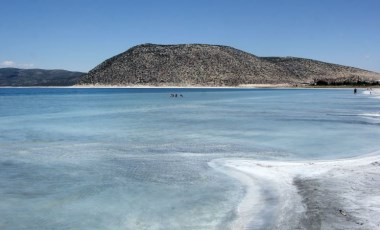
[80,44,380,86]
[262,57,380,85]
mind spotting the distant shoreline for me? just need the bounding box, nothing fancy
[1,84,379,89]
[72,83,380,89]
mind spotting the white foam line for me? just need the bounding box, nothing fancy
[360,113,380,118]
[209,152,380,229]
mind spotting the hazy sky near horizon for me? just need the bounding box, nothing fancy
[0,0,379,72]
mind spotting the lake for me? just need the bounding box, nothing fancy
[1,88,379,229]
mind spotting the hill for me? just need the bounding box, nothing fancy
[80,44,380,86]
[0,68,85,86]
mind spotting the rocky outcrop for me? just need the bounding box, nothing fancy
[80,44,380,86]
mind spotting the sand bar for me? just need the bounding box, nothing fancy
[209,152,380,229]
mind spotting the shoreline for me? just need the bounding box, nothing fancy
[1,86,379,96]
[1,84,379,90]
[209,152,380,229]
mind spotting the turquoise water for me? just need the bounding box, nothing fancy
[1,88,380,229]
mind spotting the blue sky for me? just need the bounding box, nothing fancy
[0,0,379,72]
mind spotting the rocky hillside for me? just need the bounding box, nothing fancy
[80,44,380,86]
[0,68,84,86]
[262,57,380,86]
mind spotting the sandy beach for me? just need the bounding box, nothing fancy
[68,84,294,88]
[70,84,380,91]
[209,152,380,229]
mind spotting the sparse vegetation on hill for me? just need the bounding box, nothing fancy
[80,44,380,86]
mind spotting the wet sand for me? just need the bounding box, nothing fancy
[209,152,380,229]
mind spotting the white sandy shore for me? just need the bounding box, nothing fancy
[70,84,380,89]
[2,85,379,90]
[68,84,294,88]
[209,152,380,229]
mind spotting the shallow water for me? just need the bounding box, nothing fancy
[1,88,379,229]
